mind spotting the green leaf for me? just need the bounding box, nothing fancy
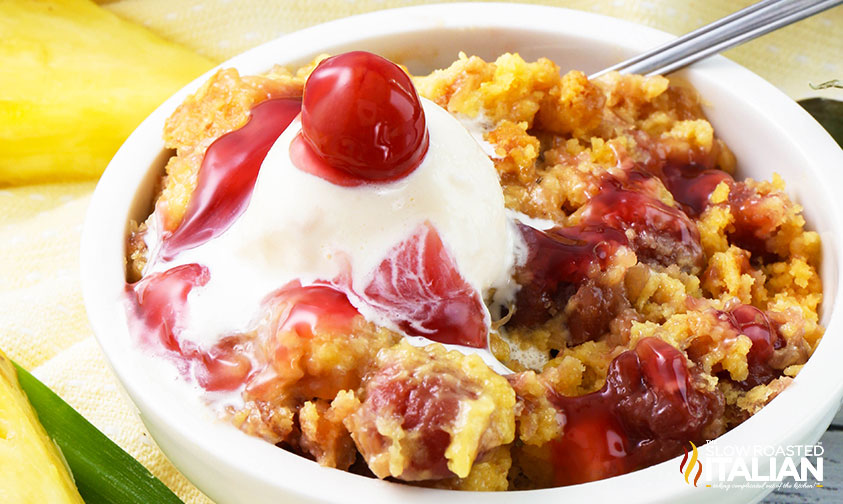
[13,363,185,504]
[798,98,843,148]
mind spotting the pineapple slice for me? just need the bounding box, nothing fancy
[0,0,215,184]
[0,349,84,503]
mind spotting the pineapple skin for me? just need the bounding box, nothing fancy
[0,0,215,185]
[0,349,84,503]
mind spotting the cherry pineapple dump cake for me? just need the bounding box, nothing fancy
[125,52,822,490]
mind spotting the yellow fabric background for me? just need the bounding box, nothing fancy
[101,0,843,100]
[1,1,840,503]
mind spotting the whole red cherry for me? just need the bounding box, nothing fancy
[300,51,429,181]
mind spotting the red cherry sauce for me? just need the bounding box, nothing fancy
[127,266,359,391]
[547,337,722,486]
[656,162,734,217]
[363,222,487,348]
[294,51,429,185]
[161,98,302,260]
[265,281,361,341]
[127,263,253,391]
[631,154,787,261]
[717,304,784,389]
[580,177,703,270]
[512,223,627,327]
[722,182,784,261]
[624,128,734,218]
[130,263,209,352]
[512,173,704,328]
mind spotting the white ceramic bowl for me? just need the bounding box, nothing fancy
[81,4,843,504]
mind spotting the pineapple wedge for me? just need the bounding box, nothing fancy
[0,349,84,503]
[0,0,215,185]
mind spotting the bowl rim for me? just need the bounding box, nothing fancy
[81,3,843,503]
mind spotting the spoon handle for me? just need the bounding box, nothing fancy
[591,0,842,79]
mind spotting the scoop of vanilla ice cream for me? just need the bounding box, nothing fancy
[153,99,516,347]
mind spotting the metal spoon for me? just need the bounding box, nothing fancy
[591,0,842,79]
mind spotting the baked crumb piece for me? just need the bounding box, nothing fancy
[298,391,360,470]
[344,341,515,481]
[423,446,513,491]
[228,400,295,445]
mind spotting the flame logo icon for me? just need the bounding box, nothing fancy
[679,441,703,487]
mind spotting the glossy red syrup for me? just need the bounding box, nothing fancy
[298,51,429,183]
[127,266,359,391]
[579,177,702,266]
[722,182,783,260]
[718,304,784,389]
[512,173,705,327]
[512,223,627,327]
[265,281,361,340]
[624,129,734,218]
[625,155,792,263]
[127,263,253,391]
[548,338,721,486]
[161,98,302,259]
[363,222,487,348]
[657,162,734,217]
[130,263,209,352]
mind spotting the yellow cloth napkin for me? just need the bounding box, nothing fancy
[1,2,840,503]
[104,0,843,100]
